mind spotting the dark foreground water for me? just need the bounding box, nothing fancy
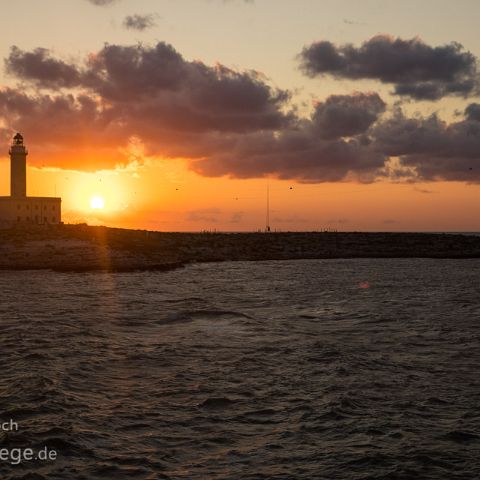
[1,259,480,479]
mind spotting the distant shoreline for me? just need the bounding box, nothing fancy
[1,224,480,273]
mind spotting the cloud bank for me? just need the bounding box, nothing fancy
[1,42,293,171]
[5,47,81,88]
[2,36,480,183]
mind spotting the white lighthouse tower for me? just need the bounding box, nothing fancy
[10,132,28,197]
[0,133,61,226]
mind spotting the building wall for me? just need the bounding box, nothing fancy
[0,197,62,226]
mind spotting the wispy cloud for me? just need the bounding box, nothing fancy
[123,14,159,32]
[413,186,438,194]
[187,208,221,223]
[86,0,119,6]
[343,18,366,26]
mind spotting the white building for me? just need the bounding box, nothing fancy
[0,133,61,226]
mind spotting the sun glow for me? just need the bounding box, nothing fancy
[90,195,105,209]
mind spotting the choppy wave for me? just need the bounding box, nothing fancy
[1,259,480,479]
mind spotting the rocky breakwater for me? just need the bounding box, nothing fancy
[1,225,480,272]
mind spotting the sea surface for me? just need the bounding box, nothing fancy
[1,259,480,479]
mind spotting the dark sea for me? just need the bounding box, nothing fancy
[1,259,480,479]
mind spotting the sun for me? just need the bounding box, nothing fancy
[90,195,105,210]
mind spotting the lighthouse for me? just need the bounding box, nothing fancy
[10,132,27,197]
[0,133,61,226]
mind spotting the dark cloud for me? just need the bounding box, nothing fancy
[373,108,480,181]
[190,125,386,183]
[311,92,385,139]
[189,91,388,182]
[87,43,292,133]
[86,43,187,99]
[465,103,480,121]
[5,47,81,89]
[85,43,292,134]
[299,35,478,100]
[123,14,158,31]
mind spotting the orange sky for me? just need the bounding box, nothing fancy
[1,155,479,232]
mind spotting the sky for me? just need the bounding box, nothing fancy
[1,0,480,231]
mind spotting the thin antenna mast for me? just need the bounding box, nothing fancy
[266,183,270,232]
